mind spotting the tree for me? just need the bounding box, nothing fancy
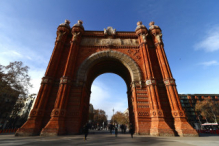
[111,111,129,125]
[195,99,219,123]
[0,61,32,97]
[93,109,107,126]
[0,61,32,129]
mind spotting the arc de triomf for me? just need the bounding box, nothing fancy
[16,20,198,137]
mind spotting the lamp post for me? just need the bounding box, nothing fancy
[113,108,114,125]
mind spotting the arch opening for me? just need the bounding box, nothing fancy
[89,73,129,130]
[75,51,141,131]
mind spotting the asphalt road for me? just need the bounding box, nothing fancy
[0,130,218,146]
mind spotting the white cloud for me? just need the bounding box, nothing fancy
[199,60,219,66]
[195,26,219,52]
[26,56,32,60]
[2,50,23,57]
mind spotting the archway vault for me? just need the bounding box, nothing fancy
[76,50,142,85]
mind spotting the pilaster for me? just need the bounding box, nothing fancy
[15,20,71,136]
[131,82,139,134]
[136,22,175,136]
[149,21,198,137]
[40,20,84,136]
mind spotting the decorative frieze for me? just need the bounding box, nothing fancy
[137,105,149,108]
[51,109,66,117]
[41,77,53,84]
[80,38,139,46]
[150,110,164,117]
[146,79,156,85]
[127,49,141,60]
[60,77,72,84]
[137,101,148,104]
[141,33,148,43]
[138,112,149,116]
[163,79,176,86]
[171,110,185,118]
[137,93,147,96]
[30,109,44,117]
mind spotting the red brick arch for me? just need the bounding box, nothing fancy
[76,50,142,83]
[16,20,198,137]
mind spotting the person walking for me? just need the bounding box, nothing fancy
[120,124,124,133]
[124,124,127,133]
[129,123,134,138]
[109,124,113,134]
[115,126,118,137]
[83,123,89,140]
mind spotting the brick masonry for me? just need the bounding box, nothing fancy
[15,20,198,137]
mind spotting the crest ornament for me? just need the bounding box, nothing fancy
[104,27,116,36]
[149,21,159,30]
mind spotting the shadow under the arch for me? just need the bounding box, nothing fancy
[88,130,126,135]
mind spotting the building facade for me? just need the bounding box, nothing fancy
[16,20,198,137]
[5,95,36,129]
[179,94,219,128]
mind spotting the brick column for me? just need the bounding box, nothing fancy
[15,20,71,136]
[136,22,175,136]
[130,82,139,134]
[40,21,84,136]
[149,21,198,137]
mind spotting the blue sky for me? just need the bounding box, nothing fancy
[1,0,219,119]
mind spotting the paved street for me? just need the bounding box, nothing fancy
[0,130,219,146]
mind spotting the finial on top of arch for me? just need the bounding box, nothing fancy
[73,20,84,29]
[149,21,159,30]
[137,21,142,26]
[135,21,146,31]
[59,19,71,28]
[78,20,83,25]
[65,20,70,25]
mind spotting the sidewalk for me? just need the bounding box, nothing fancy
[0,131,218,146]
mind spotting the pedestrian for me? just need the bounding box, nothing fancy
[129,123,134,138]
[120,124,124,133]
[109,124,113,134]
[115,126,118,137]
[83,123,89,140]
[124,125,127,133]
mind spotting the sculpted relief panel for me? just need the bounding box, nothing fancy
[80,38,139,46]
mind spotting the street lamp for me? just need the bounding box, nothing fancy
[113,108,114,125]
